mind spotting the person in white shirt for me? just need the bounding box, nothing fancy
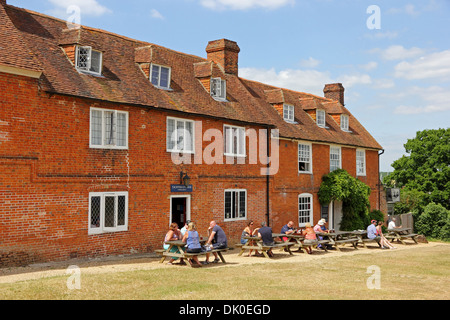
[388,217,402,230]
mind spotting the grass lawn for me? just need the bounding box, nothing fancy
[0,243,448,300]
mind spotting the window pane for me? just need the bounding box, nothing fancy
[167,119,175,150]
[224,126,231,154]
[160,67,170,88]
[224,192,232,220]
[117,196,126,226]
[177,120,185,151]
[90,196,101,228]
[299,196,312,226]
[104,196,116,228]
[151,65,160,86]
[220,79,226,99]
[90,50,102,74]
[104,111,115,146]
[91,110,102,146]
[77,47,90,70]
[239,192,246,218]
[116,113,127,147]
[185,121,193,152]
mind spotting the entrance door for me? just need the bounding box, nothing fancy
[170,195,191,228]
[330,201,343,232]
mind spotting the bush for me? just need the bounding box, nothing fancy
[415,202,450,240]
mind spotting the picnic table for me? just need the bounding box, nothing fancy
[158,239,229,267]
[238,235,294,258]
[316,231,359,251]
[273,233,330,252]
[387,227,418,245]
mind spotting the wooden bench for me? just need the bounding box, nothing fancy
[388,229,419,245]
[260,242,295,258]
[361,237,381,248]
[334,238,359,251]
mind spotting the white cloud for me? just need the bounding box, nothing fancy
[239,67,331,95]
[392,86,450,114]
[336,73,372,88]
[371,45,425,61]
[388,4,420,17]
[299,57,321,69]
[48,0,111,17]
[394,50,450,80]
[359,61,378,71]
[199,0,295,11]
[150,9,164,20]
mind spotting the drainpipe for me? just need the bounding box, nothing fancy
[266,126,271,227]
[378,149,385,211]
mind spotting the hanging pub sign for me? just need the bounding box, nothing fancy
[171,184,193,193]
[386,188,400,203]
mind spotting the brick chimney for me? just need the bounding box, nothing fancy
[324,83,345,106]
[0,0,7,6]
[206,39,240,76]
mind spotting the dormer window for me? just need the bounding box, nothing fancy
[341,114,349,131]
[76,46,102,76]
[316,109,326,127]
[151,64,171,90]
[211,78,226,101]
[283,104,295,122]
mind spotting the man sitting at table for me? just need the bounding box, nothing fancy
[388,217,402,230]
[280,221,295,243]
[367,220,380,240]
[204,221,228,264]
[258,221,274,257]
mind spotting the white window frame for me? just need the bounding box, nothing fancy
[224,189,247,221]
[330,145,342,172]
[356,149,366,176]
[283,104,295,122]
[298,142,313,174]
[224,124,246,157]
[75,46,103,76]
[341,114,349,131]
[150,63,172,90]
[88,192,128,235]
[166,117,195,154]
[316,109,326,128]
[298,193,313,228]
[90,107,129,150]
[211,78,227,101]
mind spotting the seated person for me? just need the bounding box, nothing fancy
[280,221,295,242]
[182,222,203,267]
[204,221,228,264]
[388,217,402,230]
[258,221,274,257]
[164,223,185,265]
[367,220,380,240]
[302,223,318,254]
[240,220,260,257]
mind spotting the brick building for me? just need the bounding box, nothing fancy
[0,1,383,266]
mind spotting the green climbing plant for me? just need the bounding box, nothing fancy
[318,169,372,231]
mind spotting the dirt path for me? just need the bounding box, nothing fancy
[0,241,443,284]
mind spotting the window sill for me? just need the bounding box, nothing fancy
[224,217,247,222]
[76,69,103,77]
[153,85,173,91]
[167,149,195,155]
[88,228,128,235]
[90,145,129,150]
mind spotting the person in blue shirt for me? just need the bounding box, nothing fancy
[367,220,379,240]
[204,221,228,264]
[182,222,203,267]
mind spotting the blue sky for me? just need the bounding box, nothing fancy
[8,0,450,172]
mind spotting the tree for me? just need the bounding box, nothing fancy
[384,128,450,210]
[415,203,450,240]
[319,169,371,231]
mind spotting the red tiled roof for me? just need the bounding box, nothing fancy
[1,3,382,150]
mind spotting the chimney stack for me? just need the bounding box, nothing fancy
[0,0,7,6]
[324,83,345,106]
[206,39,240,76]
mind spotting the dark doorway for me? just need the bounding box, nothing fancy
[171,197,187,229]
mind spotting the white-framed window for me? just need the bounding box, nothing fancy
[90,108,128,149]
[298,143,312,173]
[298,193,313,227]
[316,109,326,128]
[283,104,295,122]
[330,146,342,172]
[224,125,246,157]
[356,149,366,176]
[167,117,195,153]
[224,189,247,221]
[211,78,227,101]
[341,114,349,131]
[75,46,102,76]
[150,64,171,89]
[89,192,128,235]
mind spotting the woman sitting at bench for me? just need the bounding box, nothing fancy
[182,222,203,268]
[164,223,185,265]
[302,223,318,254]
